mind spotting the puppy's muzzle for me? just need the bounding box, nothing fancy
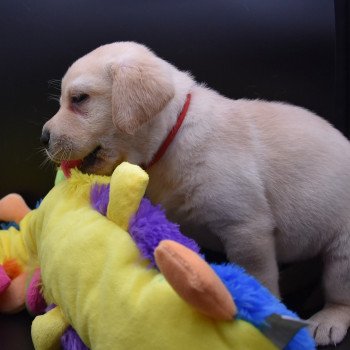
[40,129,51,148]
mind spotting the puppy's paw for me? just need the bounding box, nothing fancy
[308,304,350,346]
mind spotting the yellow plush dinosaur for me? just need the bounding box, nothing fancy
[0,162,279,350]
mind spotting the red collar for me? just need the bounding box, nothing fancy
[144,93,191,170]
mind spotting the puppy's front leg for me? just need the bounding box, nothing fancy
[309,230,350,345]
[216,216,280,297]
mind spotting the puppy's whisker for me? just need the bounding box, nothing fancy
[46,145,64,163]
[48,84,59,87]
[39,156,52,169]
[48,94,61,103]
[48,79,62,90]
[48,78,61,84]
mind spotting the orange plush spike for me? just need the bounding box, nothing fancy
[3,259,23,279]
[155,240,237,321]
[0,193,31,224]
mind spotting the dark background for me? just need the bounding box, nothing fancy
[0,0,348,205]
[0,0,349,349]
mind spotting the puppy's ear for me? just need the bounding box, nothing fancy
[111,56,175,135]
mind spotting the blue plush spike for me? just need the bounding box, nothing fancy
[211,264,315,349]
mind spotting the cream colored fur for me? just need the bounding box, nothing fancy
[43,42,350,345]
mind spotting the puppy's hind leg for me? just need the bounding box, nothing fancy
[309,228,350,346]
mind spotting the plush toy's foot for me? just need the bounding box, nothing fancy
[32,306,69,350]
[0,272,27,313]
[0,193,31,224]
[155,240,237,321]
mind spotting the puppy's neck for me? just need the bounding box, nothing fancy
[130,70,196,167]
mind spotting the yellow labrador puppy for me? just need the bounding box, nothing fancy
[42,42,350,345]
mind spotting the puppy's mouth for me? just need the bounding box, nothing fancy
[61,146,102,177]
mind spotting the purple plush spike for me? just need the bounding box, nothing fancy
[90,183,200,267]
[129,198,200,267]
[91,183,110,216]
[61,327,89,350]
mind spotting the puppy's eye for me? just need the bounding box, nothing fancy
[71,93,89,104]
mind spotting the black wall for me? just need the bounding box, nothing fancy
[0,0,345,205]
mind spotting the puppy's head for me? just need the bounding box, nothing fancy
[42,42,175,175]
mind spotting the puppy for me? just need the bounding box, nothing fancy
[41,42,350,345]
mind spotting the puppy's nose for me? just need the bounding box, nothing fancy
[40,129,51,148]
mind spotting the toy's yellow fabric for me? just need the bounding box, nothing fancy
[0,227,29,269]
[2,163,277,350]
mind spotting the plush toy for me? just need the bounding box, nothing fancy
[0,194,46,315]
[0,163,315,350]
[0,194,31,313]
